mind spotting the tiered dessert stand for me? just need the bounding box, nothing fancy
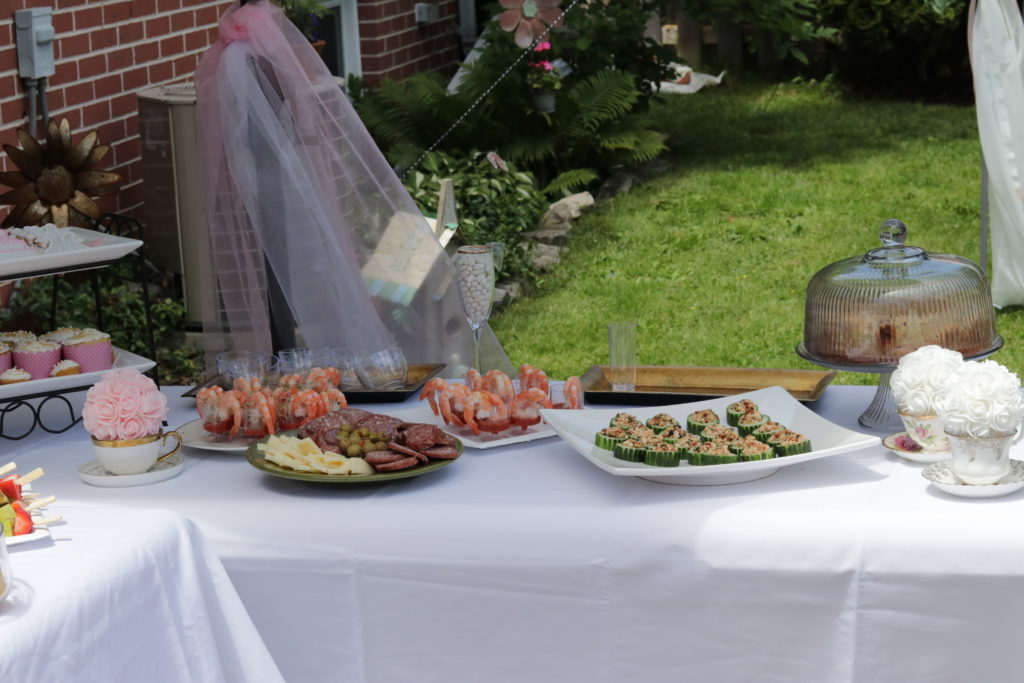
[0,214,158,439]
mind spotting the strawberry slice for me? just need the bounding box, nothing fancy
[0,475,20,501]
[11,501,32,536]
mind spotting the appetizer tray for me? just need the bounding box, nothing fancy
[182,363,445,403]
[0,347,155,402]
[0,227,143,278]
[580,365,836,406]
[541,385,879,486]
[245,430,462,484]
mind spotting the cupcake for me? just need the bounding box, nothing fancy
[0,330,36,346]
[13,340,61,380]
[50,360,81,377]
[0,341,11,373]
[41,327,83,345]
[62,328,113,372]
[0,367,31,385]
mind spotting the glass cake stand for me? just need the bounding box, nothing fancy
[795,339,1004,432]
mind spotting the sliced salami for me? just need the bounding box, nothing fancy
[364,450,409,465]
[373,455,420,471]
[356,414,406,440]
[421,446,459,459]
[387,441,429,462]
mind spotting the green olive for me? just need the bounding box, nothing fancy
[346,444,363,457]
[336,438,350,449]
[373,441,387,451]
[340,424,354,432]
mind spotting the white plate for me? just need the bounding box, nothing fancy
[922,459,1024,498]
[176,418,258,453]
[77,453,184,487]
[0,227,143,278]
[540,385,881,485]
[5,528,51,547]
[0,346,155,402]
[884,432,950,464]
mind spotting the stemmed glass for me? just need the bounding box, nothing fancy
[455,245,496,372]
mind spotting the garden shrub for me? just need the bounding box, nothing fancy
[816,0,970,102]
[403,150,548,281]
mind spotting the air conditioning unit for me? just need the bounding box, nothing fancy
[137,83,204,327]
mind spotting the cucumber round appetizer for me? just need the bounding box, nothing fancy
[767,429,812,456]
[726,399,760,427]
[610,412,641,429]
[595,426,629,450]
[700,424,741,444]
[737,412,768,437]
[688,440,738,466]
[614,438,648,462]
[687,409,720,435]
[645,412,680,434]
[644,441,681,467]
[752,421,785,443]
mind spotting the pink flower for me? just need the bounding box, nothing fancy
[117,416,149,441]
[534,41,552,51]
[540,60,553,71]
[82,369,166,440]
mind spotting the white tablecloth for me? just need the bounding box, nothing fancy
[0,504,283,682]
[6,385,1024,682]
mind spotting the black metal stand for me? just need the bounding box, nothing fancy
[0,213,160,439]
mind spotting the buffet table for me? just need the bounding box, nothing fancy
[0,504,283,682]
[6,385,1024,682]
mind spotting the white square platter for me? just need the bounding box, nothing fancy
[0,227,143,278]
[540,385,881,485]
[0,347,155,402]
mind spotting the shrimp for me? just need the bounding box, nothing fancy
[419,378,449,416]
[462,391,509,436]
[319,387,348,413]
[197,386,243,436]
[482,370,516,404]
[511,388,552,430]
[242,391,276,437]
[563,376,582,410]
[438,383,470,427]
[222,390,244,437]
[306,367,337,392]
[466,368,483,391]
[520,367,549,394]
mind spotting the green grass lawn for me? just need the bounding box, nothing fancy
[491,79,1024,384]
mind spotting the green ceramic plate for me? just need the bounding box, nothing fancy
[244,431,462,484]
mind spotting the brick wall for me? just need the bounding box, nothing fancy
[0,0,462,225]
[359,0,461,84]
[1,0,230,224]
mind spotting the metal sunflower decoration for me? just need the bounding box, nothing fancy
[0,118,122,228]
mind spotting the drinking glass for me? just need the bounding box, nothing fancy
[455,245,495,371]
[277,348,312,376]
[329,348,364,391]
[216,351,276,382]
[355,347,408,391]
[607,321,638,392]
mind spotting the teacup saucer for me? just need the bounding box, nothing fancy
[77,453,184,488]
[884,432,950,464]
[922,459,1024,498]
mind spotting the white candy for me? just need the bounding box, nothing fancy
[456,250,494,325]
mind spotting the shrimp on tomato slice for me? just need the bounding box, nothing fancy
[463,391,510,436]
[511,388,553,430]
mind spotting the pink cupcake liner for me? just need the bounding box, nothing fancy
[14,347,61,380]
[63,339,113,373]
[0,350,10,373]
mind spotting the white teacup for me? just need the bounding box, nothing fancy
[946,429,1022,485]
[92,430,182,476]
[898,412,949,452]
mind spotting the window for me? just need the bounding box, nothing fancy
[319,0,361,79]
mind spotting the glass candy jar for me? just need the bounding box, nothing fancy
[797,219,1002,430]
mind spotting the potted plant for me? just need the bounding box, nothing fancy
[526,42,563,113]
[277,0,329,53]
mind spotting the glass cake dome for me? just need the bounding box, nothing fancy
[796,219,1002,429]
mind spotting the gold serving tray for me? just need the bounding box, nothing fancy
[182,363,446,403]
[580,365,836,406]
